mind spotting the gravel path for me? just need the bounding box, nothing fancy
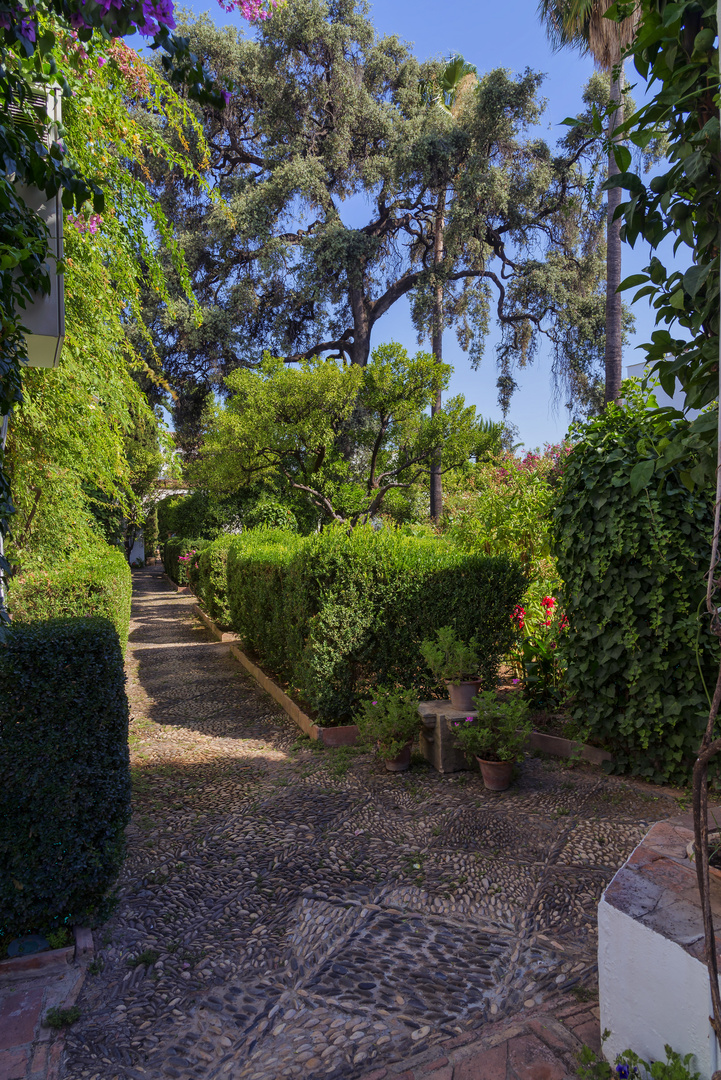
[63,567,674,1080]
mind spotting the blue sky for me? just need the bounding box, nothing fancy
[164,0,667,449]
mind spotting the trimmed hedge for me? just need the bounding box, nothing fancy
[197,535,234,628]
[0,618,131,939]
[163,537,209,586]
[227,525,526,722]
[9,544,132,654]
[552,406,716,784]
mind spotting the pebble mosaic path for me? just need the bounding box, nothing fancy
[62,567,675,1080]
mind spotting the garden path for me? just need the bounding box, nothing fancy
[62,568,675,1080]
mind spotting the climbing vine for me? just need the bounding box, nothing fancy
[552,397,717,784]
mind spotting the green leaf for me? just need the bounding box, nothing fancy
[613,144,632,173]
[630,459,655,494]
[682,263,710,298]
[619,273,648,290]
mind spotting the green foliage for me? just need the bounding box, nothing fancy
[157,491,245,541]
[195,344,491,526]
[511,590,568,709]
[0,618,131,939]
[443,447,569,582]
[451,692,531,762]
[578,1043,699,1080]
[355,688,420,761]
[608,0,719,439]
[163,537,209,586]
[552,402,717,783]
[8,543,132,654]
[244,498,298,533]
[144,506,159,557]
[43,1007,81,1030]
[197,534,234,628]
[227,524,526,722]
[419,626,481,684]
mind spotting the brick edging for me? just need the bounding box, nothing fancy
[192,604,358,747]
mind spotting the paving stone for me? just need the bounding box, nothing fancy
[565,1020,601,1055]
[0,989,44,1051]
[0,1046,29,1080]
[454,1041,508,1080]
[507,1035,566,1080]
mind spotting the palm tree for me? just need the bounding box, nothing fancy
[421,56,477,520]
[538,0,639,405]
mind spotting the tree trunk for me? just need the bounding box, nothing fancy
[430,189,446,522]
[349,285,372,366]
[604,63,624,406]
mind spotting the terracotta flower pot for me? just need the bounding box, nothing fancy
[446,679,482,712]
[384,741,413,772]
[476,757,514,791]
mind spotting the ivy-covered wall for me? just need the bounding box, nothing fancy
[552,404,717,784]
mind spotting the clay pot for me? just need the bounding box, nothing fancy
[384,741,413,772]
[446,680,482,712]
[476,757,514,791]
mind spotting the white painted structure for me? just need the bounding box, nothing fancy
[599,892,720,1075]
[626,362,702,419]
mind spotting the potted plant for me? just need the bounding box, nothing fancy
[451,690,531,790]
[356,687,420,772]
[420,626,482,711]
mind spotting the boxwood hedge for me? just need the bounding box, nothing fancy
[0,618,131,940]
[9,544,132,654]
[227,525,526,722]
[162,537,209,586]
[197,535,234,628]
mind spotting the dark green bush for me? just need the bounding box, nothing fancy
[228,525,526,722]
[552,405,716,784]
[197,535,234,628]
[9,544,132,654]
[162,537,209,586]
[0,618,131,940]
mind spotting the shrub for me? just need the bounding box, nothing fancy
[9,543,132,654]
[157,491,244,540]
[552,404,716,784]
[0,618,131,941]
[227,524,526,722]
[355,687,420,761]
[197,535,234,628]
[143,506,159,557]
[244,498,298,532]
[162,537,209,586]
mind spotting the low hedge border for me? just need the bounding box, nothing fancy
[0,617,131,942]
[9,543,132,654]
[227,525,528,723]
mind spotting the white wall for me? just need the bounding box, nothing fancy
[598,898,719,1076]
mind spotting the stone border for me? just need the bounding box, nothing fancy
[0,927,94,981]
[163,571,190,595]
[528,730,612,766]
[192,604,358,748]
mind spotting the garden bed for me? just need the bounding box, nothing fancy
[0,927,93,980]
[193,603,615,764]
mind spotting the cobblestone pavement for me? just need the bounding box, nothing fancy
[62,567,675,1080]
